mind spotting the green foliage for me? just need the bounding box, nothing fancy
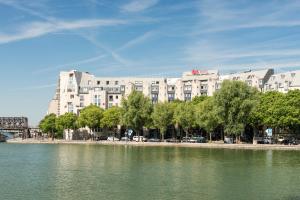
[121,91,153,134]
[192,95,208,105]
[39,114,57,138]
[56,112,77,131]
[196,96,220,141]
[152,102,174,140]
[102,106,123,129]
[173,101,196,134]
[251,91,284,128]
[77,105,104,131]
[214,80,258,136]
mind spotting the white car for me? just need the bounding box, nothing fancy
[132,136,146,142]
[107,137,119,141]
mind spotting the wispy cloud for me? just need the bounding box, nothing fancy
[121,0,159,12]
[118,30,157,51]
[0,18,127,44]
[11,83,56,91]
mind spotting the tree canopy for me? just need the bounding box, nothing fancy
[121,90,153,135]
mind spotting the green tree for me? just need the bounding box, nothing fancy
[280,90,300,134]
[39,114,57,140]
[196,97,220,142]
[250,91,284,136]
[121,91,153,140]
[214,80,258,142]
[192,95,208,105]
[77,105,104,139]
[152,102,174,141]
[102,106,123,140]
[56,112,77,140]
[173,102,196,139]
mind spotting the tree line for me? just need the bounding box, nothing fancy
[39,80,300,141]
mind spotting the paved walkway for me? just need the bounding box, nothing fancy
[5,138,300,150]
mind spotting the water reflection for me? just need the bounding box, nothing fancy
[0,144,299,200]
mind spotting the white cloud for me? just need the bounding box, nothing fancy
[121,0,159,12]
[118,31,157,51]
[0,18,127,44]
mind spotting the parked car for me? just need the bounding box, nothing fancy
[148,138,160,142]
[224,137,234,144]
[192,136,206,143]
[97,136,108,141]
[121,136,130,141]
[277,136,285,143]
[132,136,147,142]
[182,137,191,143]
[107,136,119,141]
[282,138,298,145]
[166,138,177,143]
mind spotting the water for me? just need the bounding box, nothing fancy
[0,144,299,200]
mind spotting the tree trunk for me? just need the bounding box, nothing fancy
[209,132,212,143]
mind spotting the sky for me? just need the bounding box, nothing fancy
[1,0,300,126]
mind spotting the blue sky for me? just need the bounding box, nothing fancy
[1,0,300,125]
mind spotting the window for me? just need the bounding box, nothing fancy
[70,95,74,99]
[80,95,84,101]
[115,81,119,85]
[109,95,113,101]
[291,73,296,78]
[94,95,101,106]
[184,93,191,101]
[97,81,100,85]
[151,93,158,103]
[106,81,109,85]
[116,95,118,99]
[168,93,175,102]
[67,102,73,113]
[108,103,113,108]
[80,102,84,107]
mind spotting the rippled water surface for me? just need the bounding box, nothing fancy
[0,144,300,200]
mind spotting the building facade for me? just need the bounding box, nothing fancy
[47,68,299,116]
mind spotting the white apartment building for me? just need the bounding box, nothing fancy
[217,69,274,92]
[48,68,295,117]
[47,69,221,115]
[264,70,300,93]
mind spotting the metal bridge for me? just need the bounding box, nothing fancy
[0,117,29,141]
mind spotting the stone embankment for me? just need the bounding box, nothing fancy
[5,138,300,150]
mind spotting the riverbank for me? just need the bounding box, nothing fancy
[5,138,300,150]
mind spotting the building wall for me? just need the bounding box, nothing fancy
[48,68,299,117]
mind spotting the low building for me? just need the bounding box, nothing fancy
[264,70,300,93]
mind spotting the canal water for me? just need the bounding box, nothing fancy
[0,144,299,200]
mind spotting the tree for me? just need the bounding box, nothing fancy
[214,80,258,142]
[56,112,77,140]
[77,105,104,139]
[250,91,284,136]
[196,97,220,142]
[102,106,123,140]
[121,91,153,140]
[152,102,174,141]
[39,114,57,140]
[191,95,208,105]
[173,101,196,139]
[280,90,300,134]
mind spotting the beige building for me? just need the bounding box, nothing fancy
[264,70,300,93]
[47,68,280,116]
[47,69,221,115]
[217,69,274,92]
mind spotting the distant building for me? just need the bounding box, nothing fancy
[217,69,274,92]
[264,70,300,93]
[48,68,300,116]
